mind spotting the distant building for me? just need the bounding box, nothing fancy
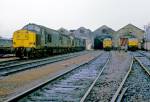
[115,24,145,49]
[93,25,115,49]
[93,25,115,37]
[57,28,70,35]
[70,27,93,50]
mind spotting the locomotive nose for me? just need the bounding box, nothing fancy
[13,29,36,48]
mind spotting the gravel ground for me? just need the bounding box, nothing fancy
[141,51,150,57]
[0,51,101,102]
[85,51,132,102]
[18,52,109,102]
[134,51,150,72]
[122,60,150,102]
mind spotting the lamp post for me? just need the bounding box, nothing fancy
[144,24,150,51]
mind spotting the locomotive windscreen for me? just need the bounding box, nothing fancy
[23,24,41,34]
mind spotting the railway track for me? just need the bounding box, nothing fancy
[137,51,150,58]
[0,58,23,67]
[0,51,89,76]
[0,51,87,67]
[5,52,110,102]
[135,51,150,73]
[0,54,14,58]
[111,53,150,102]
[139,51,150,57]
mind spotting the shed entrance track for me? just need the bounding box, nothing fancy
[0,51,89,76]
[111,52,150,102]
[5,52,110,102]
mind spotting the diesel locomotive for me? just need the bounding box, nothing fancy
[13,23,86,58]
[127,38,139,50]
[0,38,13,56]
[103,38,112,51]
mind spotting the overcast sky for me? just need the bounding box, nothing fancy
[0,0,150,38]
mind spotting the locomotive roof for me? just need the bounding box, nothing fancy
[24,23,69,36]
[23,23,57,33]
[23,23,85,41]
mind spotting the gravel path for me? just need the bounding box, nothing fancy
[85,51,131,102]
[122,60,150,102]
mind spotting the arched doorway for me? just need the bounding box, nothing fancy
[119,34,136,49]
[94,34,112,49]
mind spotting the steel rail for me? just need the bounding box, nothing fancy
[0,51,89,76]
[111,55,150,102]
[0,51,87,69]
[110,56,133,102]
[134,56,150,76]
[0,59,24,67]
[116,87,128,102]
[5,62,88,102]
[0,58,19,65]
[138,51,150,60]
[4,52,103,102]
[80,52,111,102]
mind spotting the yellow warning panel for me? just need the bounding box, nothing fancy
[13,30,36,48]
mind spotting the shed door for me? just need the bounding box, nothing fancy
[120,38,128,46]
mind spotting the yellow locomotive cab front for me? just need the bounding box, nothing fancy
[127,38,138,50]
[103,38,112,49]
[128,39,138,46]
[13,30,36,48]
